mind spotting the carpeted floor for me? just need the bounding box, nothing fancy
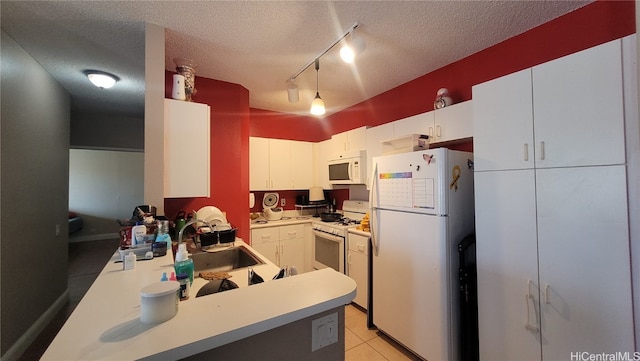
[18,238,120,361]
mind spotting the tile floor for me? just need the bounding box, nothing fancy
[344,304,420,361]
[18,239,420,361]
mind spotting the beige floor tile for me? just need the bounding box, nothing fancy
[344,327,364,351]
[345,310,378,342]
[367,335,420,361]
[345,342,387,361]
[344,303,362,319]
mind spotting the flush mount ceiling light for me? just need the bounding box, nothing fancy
[84,70,119,89]
[286,22,363,115]
[310,59,326,116]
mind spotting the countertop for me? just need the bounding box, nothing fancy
[250,216,314,229]
[41,240,356,360]
[348,228,371,237]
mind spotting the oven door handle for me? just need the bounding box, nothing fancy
[312,230,344,243]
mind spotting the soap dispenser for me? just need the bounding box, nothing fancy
[174,243,194,285]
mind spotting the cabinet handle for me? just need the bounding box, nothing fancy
[357,244,365,252]
[428,127,434,138]
[261,235,271,240]
[348,253,352,265]
[524,143,529,162]
[266,180,269,189]
[544,284,551,304]
[275,245,279,264]
[280,244,284,256]
[540,141,545,160]
[288,231,296,237]
[525,280,540,333]
[436,125,442,138]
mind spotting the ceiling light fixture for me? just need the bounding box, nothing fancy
[286,22,363,115]
[287,79,299,103]
[310,59,326,116]
[84,70,119,89]
[340,29,366,63]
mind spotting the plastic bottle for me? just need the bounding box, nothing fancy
[156,220,172,248]
[174,244,194,285]
[124,252,136,270]
[131,223,147,246]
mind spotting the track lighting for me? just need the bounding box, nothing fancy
[84,70,119,89]
[286,22,364,115]
[287,79,299,103]
[340,31,366,63]
[310,59,326,116]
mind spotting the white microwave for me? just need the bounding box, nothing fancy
[328,150,366,184]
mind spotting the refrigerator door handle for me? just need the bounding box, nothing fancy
[369,161,380,256]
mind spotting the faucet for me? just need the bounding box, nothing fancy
[177,218,214,249]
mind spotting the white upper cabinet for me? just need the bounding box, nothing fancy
[474,39,625,172]
[331,126,368,153]
[249,137,270,190]
[532,38,625,168]
[392,111,433,138]
[290,140,314,190]
[473,69,535,172]
[164,99,210,198]
[432,100,473,143]
[249,137,314,191]
[365,123,394,186]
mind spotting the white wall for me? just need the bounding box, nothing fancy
[69,149,144,242]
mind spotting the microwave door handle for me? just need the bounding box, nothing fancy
[348,161,353,181]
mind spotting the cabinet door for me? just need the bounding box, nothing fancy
[279,238,304,271]
[164,99,210,198]
[316,139,333,189]
[365,123,394,187]
[392,111,433,139]
[249,137,270,190]
[251,228,279,265]
[433,100,472,143]
[348,233,369,309]
[532,39,625,168]
[475,170,541,361]
[290,140,313,189]
[472,69,534,172]
[332,126,367,151]
[268,139,291,190]
[536,165,633,358]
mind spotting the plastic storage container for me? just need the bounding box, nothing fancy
[140,281,179,324]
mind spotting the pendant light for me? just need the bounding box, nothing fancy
[310,59,326,116]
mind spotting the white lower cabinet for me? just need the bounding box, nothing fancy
[476,166,633,360]
[251,224,305,273]
[347,232,369,309]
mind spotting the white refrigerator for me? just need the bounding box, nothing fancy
[368,148,474,361]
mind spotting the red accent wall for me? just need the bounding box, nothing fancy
[251,0,635,141]
[163,73,251,241]
[165,0,634,241]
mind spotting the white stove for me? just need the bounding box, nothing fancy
[312,200,369,273]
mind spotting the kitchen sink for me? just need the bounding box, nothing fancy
[190,245,265,274]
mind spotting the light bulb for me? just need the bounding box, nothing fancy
[310,93,326,116]
[86,72,118,88]
[340,34,365,63]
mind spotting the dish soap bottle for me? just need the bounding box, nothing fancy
[174,243,194,285]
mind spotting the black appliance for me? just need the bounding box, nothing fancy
[458,233,479,361]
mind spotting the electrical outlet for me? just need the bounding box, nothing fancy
[311,312,338,351]
[281,198,286,206]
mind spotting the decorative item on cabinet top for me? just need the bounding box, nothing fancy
[434,88,453,109]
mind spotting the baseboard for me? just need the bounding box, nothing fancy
[1,289,70,361]
[69,232,119,243]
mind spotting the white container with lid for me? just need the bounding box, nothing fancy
[140,281,180,324]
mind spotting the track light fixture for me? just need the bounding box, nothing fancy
[286,22,364,115]
[84,70,119,89]
[340,30,366,63]
[310,59,326,116]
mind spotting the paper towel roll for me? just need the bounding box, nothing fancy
[249,193,255,208]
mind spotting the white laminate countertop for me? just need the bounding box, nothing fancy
[250,216,314,229]
[41,240,356,361]
[348,228,371,237]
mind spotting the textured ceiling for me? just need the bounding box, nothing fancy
[1,1,590,118]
